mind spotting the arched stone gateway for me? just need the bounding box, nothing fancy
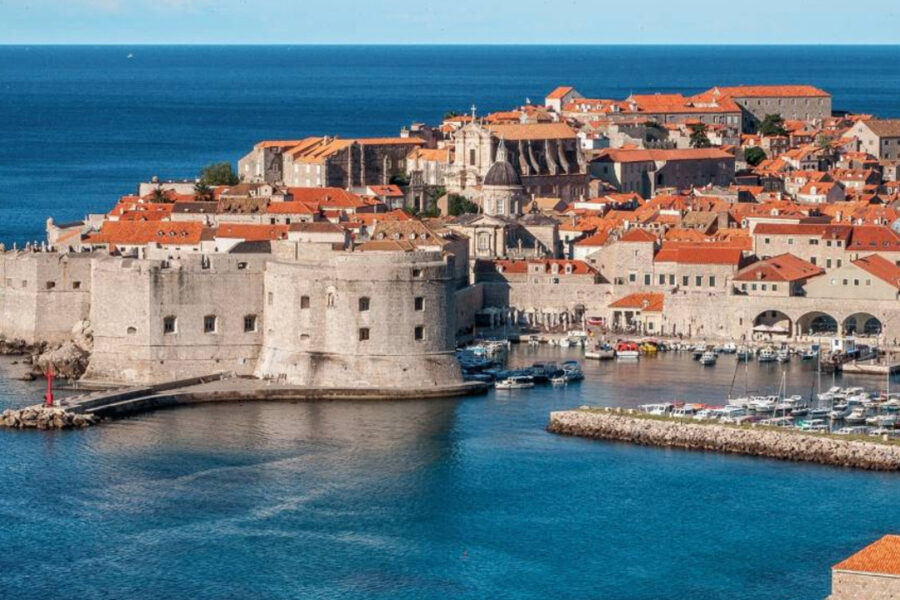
[752,310,792,338]
[843,313,882,336]
[797,311,838,336]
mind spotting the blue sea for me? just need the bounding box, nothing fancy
[2,45,900,245]
[3,348,900,600]
[2,45,900,599]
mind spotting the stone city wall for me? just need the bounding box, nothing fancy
[829,571,900,600]
[0,251,92,344]
[255,244,462,388]
[84,254,266,384]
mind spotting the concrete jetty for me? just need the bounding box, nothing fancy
[0,373,490,428]
[548,407,900,471]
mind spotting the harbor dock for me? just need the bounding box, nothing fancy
[0,374,489,428]
[548,407,900,471]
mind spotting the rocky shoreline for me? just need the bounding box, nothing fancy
[547,408,900,471]
[0,406,97,430]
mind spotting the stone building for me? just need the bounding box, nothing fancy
[701,85,832,132]
[448,122,588,201]
[0,251,93,344]
[239,137,424,189]
[590,148,735,197]
[828,534,900,600]
[847,119,900,161]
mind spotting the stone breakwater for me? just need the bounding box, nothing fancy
[547,408,900,471]
[0,406,97,430]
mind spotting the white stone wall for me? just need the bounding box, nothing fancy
[255,245,462,387]
[0,252,92,344]
[829,571,900,600]
[84,254,265,384]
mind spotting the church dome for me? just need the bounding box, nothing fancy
[483,160,521,187]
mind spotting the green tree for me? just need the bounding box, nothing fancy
[199,162,239,186]
[689,123,712,148]
[815,134,832,150]
[744,146,767,166]
[448,193,479,216]
[443,110,462,120]
[148,186,170,203]
[759,114,788,137]
[389,173,410,187]
[193,180,214,202]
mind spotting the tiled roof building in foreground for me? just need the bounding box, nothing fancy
[829,535,900,599]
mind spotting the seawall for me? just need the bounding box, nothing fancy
[547,408,900,471]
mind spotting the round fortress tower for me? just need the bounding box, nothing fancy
[256,247,463,389]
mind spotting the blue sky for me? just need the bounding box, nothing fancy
[1,0,898,44]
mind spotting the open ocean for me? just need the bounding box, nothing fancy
[2,46,900,599]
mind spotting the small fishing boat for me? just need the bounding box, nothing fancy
[801,348,818,360]
[776,348,791,363]
[561,360,584,381]
[736,346,750,361]
[495,375,535,390]
[796,419,829,432]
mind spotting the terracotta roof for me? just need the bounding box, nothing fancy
[254,140,306,149]
[216,224,289,241]
[266,201,318,215]
[574,230,610,247]
[734,253,824,282]
[852,255,900,289]
[286,187,364,209]
[407,147,452,162]
[834,535,900,575]
[862,119,900,138]
[847,226,900,252]
[367,184,404,197]
[752,223,828,236]
[709,85,829,98]
[654,242,744,265]
[595,148,733,163]
[357,137,425,146]
[87,221,207,246]
[619,228,658,243]
[486,122,576,141]
[609,292,664,312]
[288,222,345,234]
[546,86,575,100]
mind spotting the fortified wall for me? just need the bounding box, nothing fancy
[84,253,266,384]
[255,242,462,388]
[0,251,92,344]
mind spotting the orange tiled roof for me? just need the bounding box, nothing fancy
[850,255,900,289]
[87,221,207,246]
[609,292,664,312]
[486,122,576,141]
[546,86,575,100]
[834,535,900,575]
[619,228,658,243]
[265,201,318,215]
[734,253,823,282]
[654,242,744,265]
[708,85,829,98]
[215,224,289,241]
[595,148,733,163]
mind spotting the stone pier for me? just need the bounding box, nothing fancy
[548,408,900,471]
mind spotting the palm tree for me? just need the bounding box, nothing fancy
[193,181,214,202]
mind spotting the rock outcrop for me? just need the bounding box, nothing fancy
[0,406,97,430]
[548,408,900,471]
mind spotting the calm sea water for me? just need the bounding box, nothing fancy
[2,45,900,245]
[3,46,900,599]
[2,349,900,600]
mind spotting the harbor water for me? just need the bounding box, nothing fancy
[3,348,900,599]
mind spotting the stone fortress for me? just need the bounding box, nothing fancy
[0,242,468,391]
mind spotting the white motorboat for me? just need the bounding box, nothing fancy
[749,395,777,413]
[758,348,777,362]
[866,414,898,428]
[495,375,535,390]
[776,349,791,363]
[797,419,829,432]
[720,342,737,354]
[845,407,868,425]
[835,426,871,436]
[639,403,672,416]
[699,351,718,366]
